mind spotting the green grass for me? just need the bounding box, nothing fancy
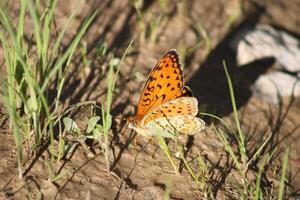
[0,0,96,179]
[100,40,133,170]
[278,148,289,200]
[0,0,131,181]
[59,41,133,173]
[157,134,178,173]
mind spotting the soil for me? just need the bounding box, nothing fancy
[1,0,300,199]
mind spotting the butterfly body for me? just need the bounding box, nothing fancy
[129,50,205,138]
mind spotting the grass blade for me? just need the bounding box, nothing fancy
[278,148,289,200]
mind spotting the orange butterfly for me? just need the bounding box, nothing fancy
[128,49,205,138]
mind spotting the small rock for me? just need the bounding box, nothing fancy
[233,25,300,72]
[252,72,300,104]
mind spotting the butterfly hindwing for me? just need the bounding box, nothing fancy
[141,96,198,125]
[146,115,205,138]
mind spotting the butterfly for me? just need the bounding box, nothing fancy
[128,49,205,138]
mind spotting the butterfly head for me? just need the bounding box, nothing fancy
[126,116,137,129]
[126,115,153,136]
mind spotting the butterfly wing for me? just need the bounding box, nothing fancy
[146,115,205,138]
[141,96,205,137]
[136,50,185,123]
[141,96,199,125]
[175,86,193,97]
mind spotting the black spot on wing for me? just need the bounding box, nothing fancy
[147,86,154,92]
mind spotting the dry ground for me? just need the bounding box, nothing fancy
[1,0,300,199]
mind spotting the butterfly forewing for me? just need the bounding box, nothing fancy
[136,50,184,123]
[175,86,193,97]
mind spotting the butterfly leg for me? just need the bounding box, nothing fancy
[132,134,153,150]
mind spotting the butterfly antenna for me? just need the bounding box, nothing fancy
[119,119,129,135]
[126,76,134,115]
